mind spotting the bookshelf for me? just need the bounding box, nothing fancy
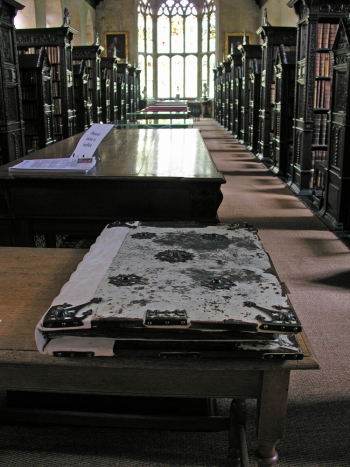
[318,16,350,230]
[101,67,111,123]
[116,62,129,122]
[287,0,347,194]
[247,58,261,155]
[101,56,119,123]
[135,68,142,112]
[0,0,26,166]
[221,58,231,130]
[255,23,297,163]
[128,64,137,116]
[228,47,242,138]
[214,64,223,125]
[16,23,77,142]
[237,43,262,146]
[73,59,92,133]
[272,44,296,177]
[18,48,54,153]
[212,68,218,121]
[72,43,104,125]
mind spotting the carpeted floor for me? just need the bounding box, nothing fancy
[1,119,349,467]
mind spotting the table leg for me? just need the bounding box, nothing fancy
[255,370,290,466]
[228,398,247,467]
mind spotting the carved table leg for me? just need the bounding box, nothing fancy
[228,398,247,467]
[255,369,291,467]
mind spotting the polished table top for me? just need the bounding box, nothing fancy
[0,129,226,245]
[0,129,224,182]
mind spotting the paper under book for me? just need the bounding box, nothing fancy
[35,222,304,360]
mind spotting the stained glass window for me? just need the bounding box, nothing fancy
[138,0,216,100]
[202,0,216,97]
[138,0,153,97]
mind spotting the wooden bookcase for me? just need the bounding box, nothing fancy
[72,44,104,125]
[228,48,243,138]
[214,64,223,125]
[101,67,111,124]
[247,58,261,155]
[117,62,129,122]
[16,24,77,142]
[101,56,119,123]
[128,64,137,115]
[318,16,350,230]
[237,43,262,146]
[212,68,218,121]
[0,0,26,165]
[287,0,347,194]
[18,48,54,153]
[135,68,142,112]
[73,59,92,133]
[272,44,296,177]
[220,59,231,130]
[255,25,297,163]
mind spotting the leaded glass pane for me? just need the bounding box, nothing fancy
[201,55,208,96]
[158,55,170,98]
[202,13,208,53]
[138,16,145,53]
[146,14,153,53]
[171,15,184,53]
[172,55,183,98]
[158,15,170,53]
[147,55,153,97]
[185,14,197,53]
[209,53,215,98]
[138,54,145,90]
[209,12,215,52]
[185,55,197,97]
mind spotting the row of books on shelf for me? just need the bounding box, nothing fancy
[51,64,62,81]
[313,114,328,146]
[46,46,61,65]
[52,81,61,97]
[317,23,338,50]
[315,53,332,78]
[312,150,328,166]
[20,70,37,84]
[314,80,331,109]
[22,103,38,119]
[21,87,37,101]
[24,120,38,134]
[53,99,62,114]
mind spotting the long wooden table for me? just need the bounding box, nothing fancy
[0,247,319,466]
[0,129,225,246]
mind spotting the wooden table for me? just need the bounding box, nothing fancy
[0,247,319,466]
[0,129,225,247]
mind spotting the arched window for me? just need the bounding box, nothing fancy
[138,0,216,100]
[201,0,216,99]
[138,0,153,98]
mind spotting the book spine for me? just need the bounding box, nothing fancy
[317,23,324,49]
[313,114,321,145]
[322,23,330,49]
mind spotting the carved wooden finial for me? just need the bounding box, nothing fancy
[62,8,70,27]
[95,32,100,45]
[263,8,271,26]
[243,30,247,45]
